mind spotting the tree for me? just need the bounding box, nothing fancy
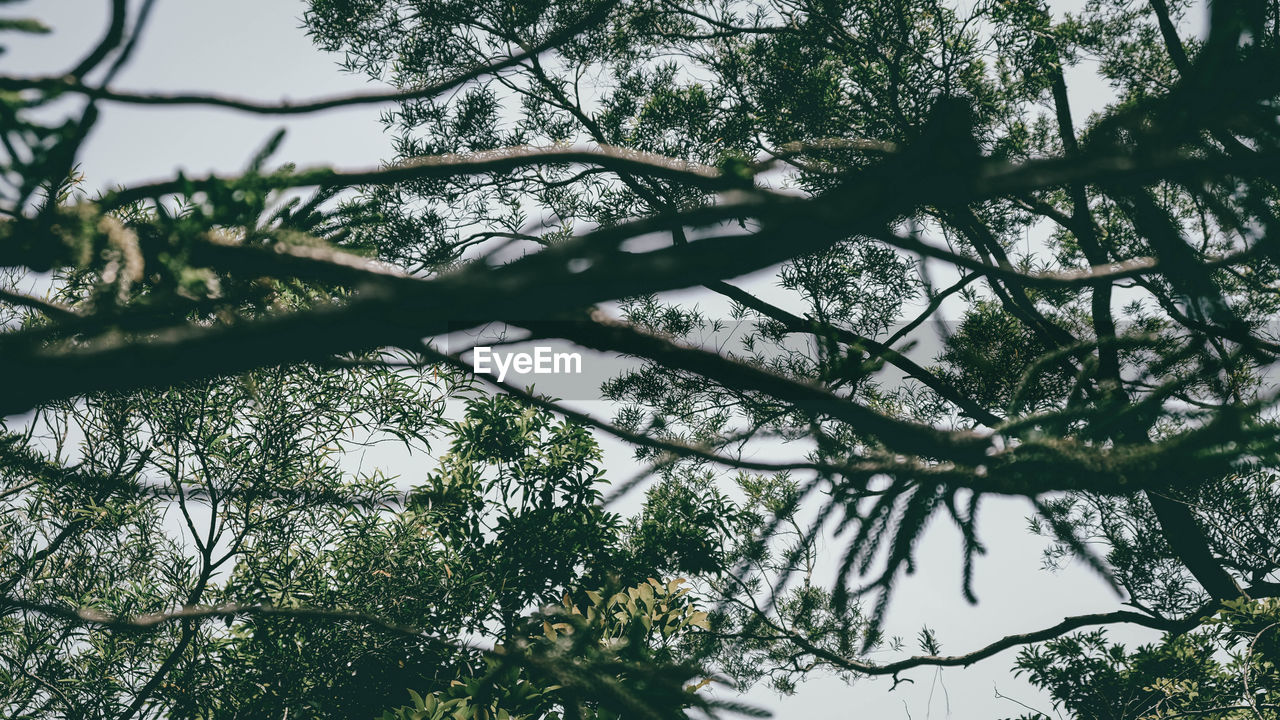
[1011,599,1280,719]
[0,366,758,718]
[3,0,1280,717]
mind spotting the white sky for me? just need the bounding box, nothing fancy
[2,1,1168,718]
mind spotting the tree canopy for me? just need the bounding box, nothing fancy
[3,0,1280,717]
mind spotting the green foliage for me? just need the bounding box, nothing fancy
[1012,599,1280,720]
[381,579,714,720]
[942,300,1071,412]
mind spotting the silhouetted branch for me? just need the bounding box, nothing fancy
[2,0,621,116]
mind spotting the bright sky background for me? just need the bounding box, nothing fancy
[2,1,1170,717]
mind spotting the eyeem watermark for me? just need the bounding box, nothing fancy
[472,346,583,383]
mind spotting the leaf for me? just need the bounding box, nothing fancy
[0,18,51,34]
[686,677,713,693]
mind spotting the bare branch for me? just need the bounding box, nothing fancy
[772,609,1187,677]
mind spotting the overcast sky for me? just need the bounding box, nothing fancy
[2,2,1164,718]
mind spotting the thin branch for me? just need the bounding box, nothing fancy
[777,608,1186,677]
[67,0,127,79]
[99,144,740,209]
[4,0,621,116]
[709,279,1002,426]
[0,288,79,321]
[0,596,475,648]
